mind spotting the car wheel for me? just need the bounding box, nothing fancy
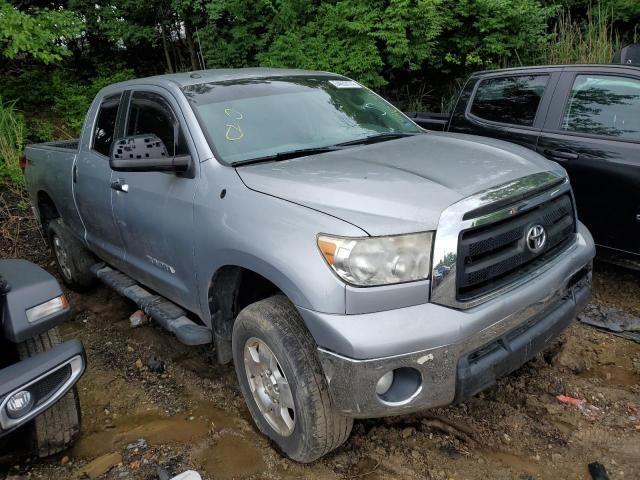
[232,294,353,463]
[17,328,82,458]
[47,218,97,291]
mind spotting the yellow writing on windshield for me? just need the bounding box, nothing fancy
[224,107,244,140]
[225,124,244,141]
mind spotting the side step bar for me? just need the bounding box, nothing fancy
[91,264,212,346]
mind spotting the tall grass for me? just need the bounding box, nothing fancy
[0,98,26,185]
[547,8,621,65]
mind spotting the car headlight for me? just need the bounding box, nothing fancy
[317,232,433,287]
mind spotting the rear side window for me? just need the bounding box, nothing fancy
[562,74,640,140]
[126,91,188,156]
[470,75,549,127]
[92,94,121,157]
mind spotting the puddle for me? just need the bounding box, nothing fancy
[73,400,235,459]
[194,435,266,480]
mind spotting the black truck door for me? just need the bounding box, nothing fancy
[448,71,560,151]
[537,67,640,258]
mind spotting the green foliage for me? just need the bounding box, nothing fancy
[27,118,58,143]
[199,0,442,88]
[199,0,277,68]
[438,0,555,69]
[51,69,136,133]
[0,1,82,63]
[260,0,442,88]
[199,0,553,89]
[0,98,25,185]
[1,0,639,135]
[547,8,621,64]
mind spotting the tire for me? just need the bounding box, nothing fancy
[232,295,353,463]
[17,328,82,458]
[47,218,97,292]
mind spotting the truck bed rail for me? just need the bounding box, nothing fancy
[27,139,80,152]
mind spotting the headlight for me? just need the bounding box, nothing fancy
[317,232,433,286]
[25,295,69,323]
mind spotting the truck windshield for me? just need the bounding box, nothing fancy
[183,76,421,165]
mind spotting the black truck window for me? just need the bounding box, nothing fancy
[562,75,640,140]
[126,92,188,156]
[92,93,122,157]
[470,75,549,127]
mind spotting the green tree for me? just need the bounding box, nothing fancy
[438,0,555,69]
[267,0,443,88]
[0,1,82,63]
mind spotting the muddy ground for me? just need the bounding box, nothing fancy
[1,187,639,480]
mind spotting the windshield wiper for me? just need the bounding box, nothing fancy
[335,132,418,147]
[231,133,419,166]
[232,146,344,166]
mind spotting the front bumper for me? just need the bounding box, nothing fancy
[0,340,86,437]
[305,224,594,418]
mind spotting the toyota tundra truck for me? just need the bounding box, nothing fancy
[23,68,595,462]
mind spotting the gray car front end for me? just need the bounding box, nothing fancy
[232,132,595,418]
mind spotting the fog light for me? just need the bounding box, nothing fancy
[375,371,394,395]
[6,390,34,419]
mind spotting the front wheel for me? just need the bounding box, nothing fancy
[17,328,82,457]
[232,295,353,463]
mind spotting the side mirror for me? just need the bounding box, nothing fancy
[110,134,190,172]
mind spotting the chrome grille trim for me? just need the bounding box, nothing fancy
[430,171,575,309]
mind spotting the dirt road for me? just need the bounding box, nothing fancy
[1,189,639,480]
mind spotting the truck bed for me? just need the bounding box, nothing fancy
[27,139,80,152]
[24,139,81,239]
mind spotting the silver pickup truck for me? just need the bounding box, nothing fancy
[24,68,595,462]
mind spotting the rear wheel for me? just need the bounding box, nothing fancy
[47,218,97,291]
[17,329,82,458]
[232,295,353,463]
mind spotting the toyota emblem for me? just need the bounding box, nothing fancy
[526,224,547,253]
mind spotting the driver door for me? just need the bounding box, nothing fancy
[111,88,200,312]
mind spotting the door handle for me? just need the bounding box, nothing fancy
[543,149,579,162]
[110,179,129,193]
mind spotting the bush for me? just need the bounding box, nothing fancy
[0,98,26,185]
[52,68,136,134]
[547,8,621,64]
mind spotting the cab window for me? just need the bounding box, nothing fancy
[470,75,549,127]
[562,75,640,140]
[126,91,189,156]
[92,94,121,157]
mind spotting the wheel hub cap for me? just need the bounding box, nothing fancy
[244,337,295,436]
[53,235,72,282]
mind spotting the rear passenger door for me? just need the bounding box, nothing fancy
[111,88,200,312]
[75,92,127,267]
[448,72,560,151]
[537,69,640,256]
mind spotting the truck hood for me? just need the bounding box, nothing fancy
[236,132,562,236]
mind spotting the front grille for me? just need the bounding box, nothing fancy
[29,364,72,407]
[457,193,576,301]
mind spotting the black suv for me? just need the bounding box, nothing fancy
[409,64,640,267]
[0,259,85,457]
